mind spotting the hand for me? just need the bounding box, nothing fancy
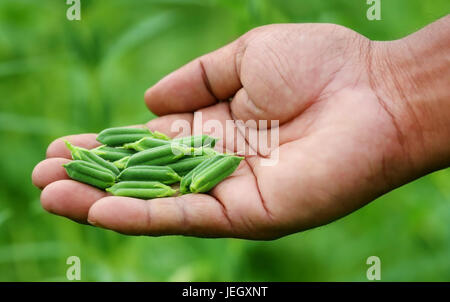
[32,20,450,239]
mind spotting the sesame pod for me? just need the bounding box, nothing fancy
[65,141,120,175]
[96,127,152,146]
[179,154,226,194]
[92,146,136,161]
[189,146,218,157]
[152,131,171,140]
[113,156,130,170]
[126,144,192,167]
[63,160,116,189]
[203,147,219,156]
[172,135,218,148]
[123,137,171,151]
[118,166,181,184]
[167,156,212,176]
[124,136,218,152]
[190,156,243,193]
[106,181,176,199]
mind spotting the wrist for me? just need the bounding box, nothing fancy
[369,16,450,176]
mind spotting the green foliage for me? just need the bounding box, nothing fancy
[0,0,449,281]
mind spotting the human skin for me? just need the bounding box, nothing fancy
[32,16,449,239]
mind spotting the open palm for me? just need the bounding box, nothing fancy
[33,24,415,239]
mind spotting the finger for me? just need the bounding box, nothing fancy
[40,179,107,223]
[229,88,282,158]
[192,102,247,155]
[145,39,244,115]
[46,134,100,159]
[230,88,267,123]
[87,194,235,238]
[88,160,278,239]
[231,88,324,153]
[146,113,193,138]
[32,158,70,189]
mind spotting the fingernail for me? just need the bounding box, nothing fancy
[87,218,99,227]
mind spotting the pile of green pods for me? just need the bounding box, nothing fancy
[62,127,243,199]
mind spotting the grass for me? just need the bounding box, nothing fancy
[0,0,449,281]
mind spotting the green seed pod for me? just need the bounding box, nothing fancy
[118,166,181,184]
[179,154,226,194]
[92,145,136,161]
[152,131,171,140]
[123,137,171,151]
[63,160,116,189]
[126,144,192,167]
[172,135,218,148]
[113,156,130,170]
[167,155,211,176]
[65,141,120,175]
[123,136,218,152]
[106,181,176,199]
[97,127,152,146]
[190,156,243,193]
[189,146,218,157]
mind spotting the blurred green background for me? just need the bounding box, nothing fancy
[0,0,449,281]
